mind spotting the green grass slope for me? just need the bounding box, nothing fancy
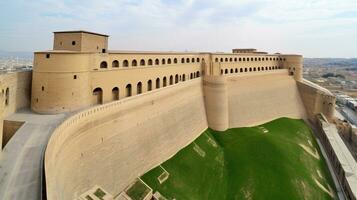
[140,118,336,200]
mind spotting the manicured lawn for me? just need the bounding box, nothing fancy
[141,118,336,200]
[126,179,151,200]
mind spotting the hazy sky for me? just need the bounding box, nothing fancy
[1,0,357,57]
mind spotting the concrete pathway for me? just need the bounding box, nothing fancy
[0,109,68,200]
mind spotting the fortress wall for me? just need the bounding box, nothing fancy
[31,71,92,114]
[297,80,336,122]
[0,71,32,117]
[0,71,32,150]
[203,76,229,131]
[45,79,208,200]
[32,52,204,114]
[226,70,306,128]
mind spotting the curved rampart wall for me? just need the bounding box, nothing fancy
[203,76,229,131]
[45,69,314,199]
[226,70,306,127]
[45,79,208,200]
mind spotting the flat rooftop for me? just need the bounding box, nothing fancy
[53,30,109,37]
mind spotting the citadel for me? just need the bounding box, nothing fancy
[0,31,356,200]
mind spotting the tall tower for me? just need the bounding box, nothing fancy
[282,55,303,81]
[31,31,109,114]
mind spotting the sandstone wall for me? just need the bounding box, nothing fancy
[0,71,32,117]
[0,71,32,150]
[45,70,319,199]
[297,80,336,123]
[45,79,208,200]
[203,70,306,130]
[226,70,306,127]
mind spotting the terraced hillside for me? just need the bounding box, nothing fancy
[139,118,336,200]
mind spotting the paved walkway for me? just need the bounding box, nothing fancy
[0,109,68,200]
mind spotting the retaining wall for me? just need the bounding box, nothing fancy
[45,71,328,199]
[45,79,208,200]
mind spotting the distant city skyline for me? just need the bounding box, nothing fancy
[1,0,357,57]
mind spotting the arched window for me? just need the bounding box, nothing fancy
[259,58,261,61]
[162,58,166,65]
[196,71,200,77]
[123,60,129,67]
[156,78,160,88]
[239,58,242,61]
[112,87,119,100]
[125,84,132,97]
[190,73,193,79]
[249,67,252,72]
[221,69,223,75]
[155,59,160,65]
[175,74,179,83]
[93,87,103,104]
[240,68,243,72]
[112,60,119,68]
[100,61,107,68]
[180,58,184,63]
[197,58,200,62]
[182,74,186,81]
[148,59,153,65]
[168,58,172,64]
[265,67,268,70]
[163,77,167,87]
[147,80,152,91]
[170,75,173,85]
[269,67,272,70]
[229,58,233,62]
[225,69,228,74]
[243,58,246,61]
[220,58,223,62]
[234,58,237,62]
[245,68,247,72]
[235,68,238,73]
[225,58,228,62]
[132,60,137,67]
[215,58,219,62]
[230,69,233,73]
[137,82,142,94]
[140,59,145,66]
[262,67,264,71]
[258,67,260,71]
[253,67,256,71]
[174,58,178,63]
[255,58,257,61]
[186,58,190,63]
[191,58,195,63]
